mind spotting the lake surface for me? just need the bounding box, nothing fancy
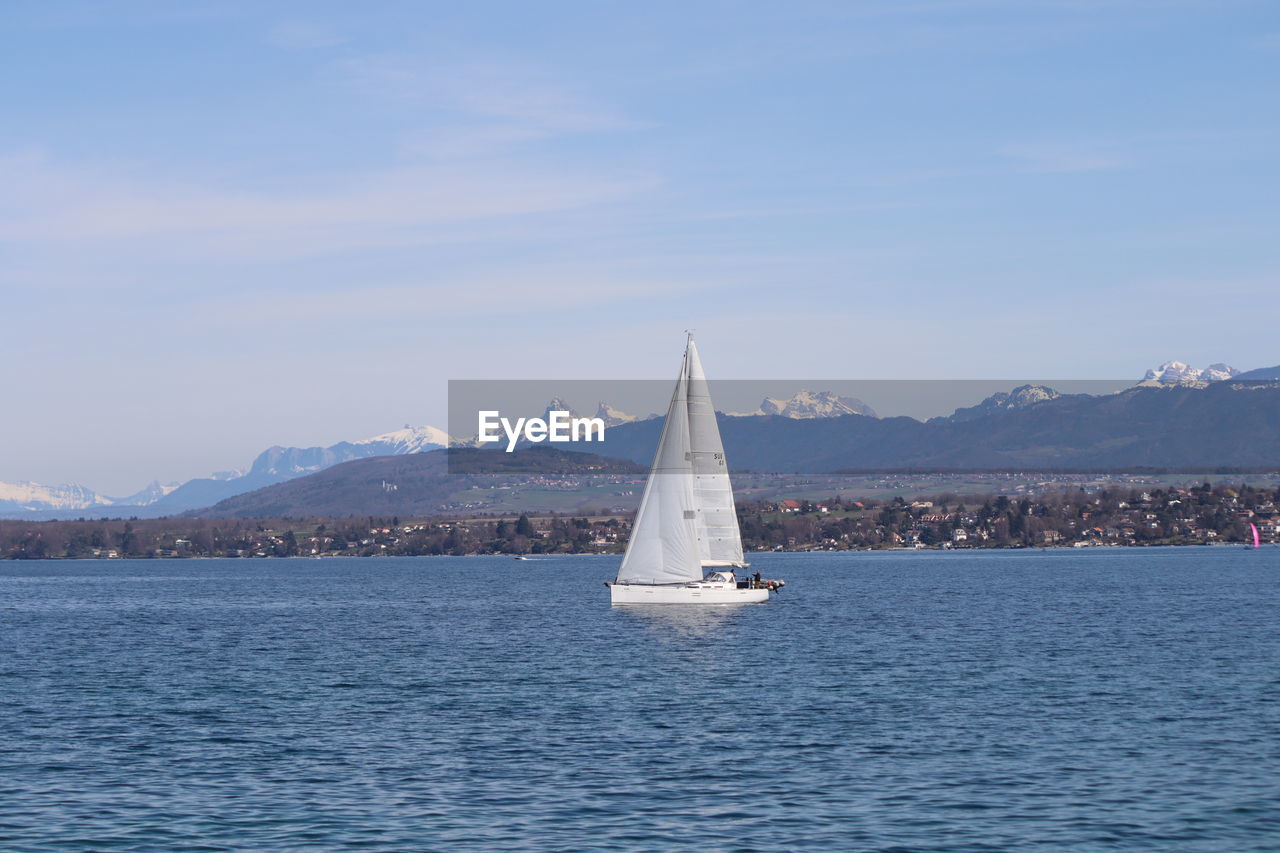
[2,548,1278,851]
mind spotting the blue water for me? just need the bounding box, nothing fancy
[2,548,1278,851]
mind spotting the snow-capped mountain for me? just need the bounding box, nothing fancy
[0,425,454,519]
[754,389,877,419]
[596,399,640,425]
[0,480,115,513]
[0,478,183,516]
[932,384,1066,423]
[156,424,454,512]
[354,425,452,452]
[1141,361,1239,385]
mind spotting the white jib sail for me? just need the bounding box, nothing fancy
[615,352,702,584]
[685,338,746,568]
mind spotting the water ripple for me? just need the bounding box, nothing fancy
[1,549,1278,850]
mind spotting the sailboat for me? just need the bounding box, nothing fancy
[607,334,784,605]
[1248,522,1261,549]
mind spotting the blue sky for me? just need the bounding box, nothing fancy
[3,0,1278,493]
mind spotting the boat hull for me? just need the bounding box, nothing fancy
[610,583,770,605]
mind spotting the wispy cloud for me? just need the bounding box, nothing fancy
[0,149,656,261]
[0,46,656,270]
[998,140,1127,173]
[195,267,724,327]
[339,53,643,138]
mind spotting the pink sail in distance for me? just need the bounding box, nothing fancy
[1251,522,1261,549]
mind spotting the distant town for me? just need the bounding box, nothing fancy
[2,481,1274,559]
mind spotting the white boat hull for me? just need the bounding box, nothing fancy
[610,582,770,605]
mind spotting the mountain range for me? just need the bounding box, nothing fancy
[3,360,1276,519]
[187,377,1280,518]
[3,387,878,518]
[0,426,450,520]
[584,378,1280,473]
[539,388,876,425]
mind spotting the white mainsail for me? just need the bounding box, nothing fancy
[616,335,745,585]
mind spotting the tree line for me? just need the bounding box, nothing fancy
[1,482,1275,559]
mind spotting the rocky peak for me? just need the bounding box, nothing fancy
[936,384,1063,423]
[595,401,641,427]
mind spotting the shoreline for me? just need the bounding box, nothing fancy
[3,540,1272,561]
